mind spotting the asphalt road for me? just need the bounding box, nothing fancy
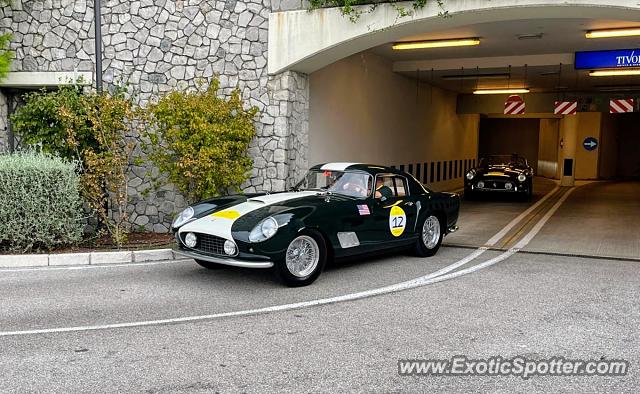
[1,180,639,393]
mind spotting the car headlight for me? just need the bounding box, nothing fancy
[249,217,279,243]
[184,232,197,248]
[517,174,527,182]
[466,170,476,180]
[223,240,237,256]
[172,206,194,228]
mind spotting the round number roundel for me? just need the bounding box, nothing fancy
[389,206,406,237]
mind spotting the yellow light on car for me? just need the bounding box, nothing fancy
[589,69,640,77]
[473,88,530,95]
[586,28,640,39]
[392,38,480,50]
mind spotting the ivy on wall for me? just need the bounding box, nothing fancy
[0,0,13,80]
[308,0,447,23]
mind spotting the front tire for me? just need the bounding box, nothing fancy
[414,214,444,257]
[275,230,327,287]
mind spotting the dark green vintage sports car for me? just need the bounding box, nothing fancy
[173,163,460,286]
[464,154,533,201]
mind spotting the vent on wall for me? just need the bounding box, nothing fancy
[392,158,477,185]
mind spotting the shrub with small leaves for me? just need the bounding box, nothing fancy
[0,151,84,253]
[143,78,258,203]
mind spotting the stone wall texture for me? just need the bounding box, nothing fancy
[0,0,310,232]
[0,91,7,152]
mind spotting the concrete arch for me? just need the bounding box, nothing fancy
[267,0,640,74]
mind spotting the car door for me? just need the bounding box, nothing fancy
[323,172,379,255]
[369,174,418,247]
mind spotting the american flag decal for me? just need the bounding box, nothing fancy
[357,204,370,215]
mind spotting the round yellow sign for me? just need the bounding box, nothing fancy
[389,205,406,237]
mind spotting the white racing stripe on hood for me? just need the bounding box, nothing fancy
[178,191,318,241]
[320,162,361,171]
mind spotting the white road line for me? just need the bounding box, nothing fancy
[485,185,560,247]
[0,186,571,337]
[418,186,576,285]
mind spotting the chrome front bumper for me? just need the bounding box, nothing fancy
[173,249,274,269]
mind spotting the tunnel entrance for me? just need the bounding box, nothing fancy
[600,113,640,180]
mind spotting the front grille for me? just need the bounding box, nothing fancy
[192,233,226,255]
[478,179,512,190]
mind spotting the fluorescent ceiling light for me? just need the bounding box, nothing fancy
[392,38,480,50]
[589,69,640,77]
[473,88,530,95]
[517,33,544,40]
[586,28,640,39]
[441,73,510,80]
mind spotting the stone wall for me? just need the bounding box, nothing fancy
[0,91,7,151]
[0,0,310,232]
[271,0,309,12]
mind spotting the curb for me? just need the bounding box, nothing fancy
[0,248,180,268]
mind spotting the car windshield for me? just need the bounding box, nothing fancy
[480,155,527,168]
[295,170,373,198]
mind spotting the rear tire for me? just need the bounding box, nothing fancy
[414,214,444,257]
[194,259,226,270]
[275,230,327,287]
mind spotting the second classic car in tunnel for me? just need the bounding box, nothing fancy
[464,154,534,201]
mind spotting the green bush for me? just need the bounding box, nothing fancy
[0,151,84,253]
[143,78,258,202]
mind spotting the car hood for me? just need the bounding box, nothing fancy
[178,191,320,240]
[475,165,528,177]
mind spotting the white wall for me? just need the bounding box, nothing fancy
[309,52,479,191]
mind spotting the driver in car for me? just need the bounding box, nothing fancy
[374,178,393,200]
[338,173,369,197]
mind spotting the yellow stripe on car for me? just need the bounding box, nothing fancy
[212,210,241,219]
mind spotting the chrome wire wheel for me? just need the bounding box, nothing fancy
[285,235,320,278]
[422,215,441,250]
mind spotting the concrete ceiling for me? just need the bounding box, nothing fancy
[370,18,640,93]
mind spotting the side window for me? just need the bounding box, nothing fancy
[375,176,395,200]
[375,175,409,199]
[393,177,407,197]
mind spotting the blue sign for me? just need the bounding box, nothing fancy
[583,137,598,151]
[575,49,640,70]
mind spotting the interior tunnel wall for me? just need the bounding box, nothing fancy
[478,118,540,171]
[538,119,560,179]
[571,112,601,180]
[309,52,479,192]
[600,113,640,179]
